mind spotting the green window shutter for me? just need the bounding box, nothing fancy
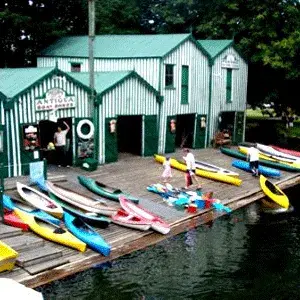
[181,66,189,104]
[105,117,118,163]
[165,64,174,87]
[194,115,207,149]
[226,69,232,103]
[144,115,158,156]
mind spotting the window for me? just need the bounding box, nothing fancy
[165,64,174,87]
[71,63,81,72]
[181,65,189,104]
[226,69,232,103]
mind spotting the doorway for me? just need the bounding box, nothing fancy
[175,114,195,148]
[117,115,142,155]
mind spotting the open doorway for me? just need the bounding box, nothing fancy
[117,115,142,155]
[218,111,235,134]
[175,114,195,148]
[39,117,72,166]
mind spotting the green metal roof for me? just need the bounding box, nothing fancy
[197,40,233,59]
[41,34,193,58]
[0,67,55,99]
[69,71,159,100]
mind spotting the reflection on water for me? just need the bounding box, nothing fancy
[39,186,300,300]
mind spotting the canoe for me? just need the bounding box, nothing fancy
[17,182,63,218]
[78,176,140,204]
[256,143,300,162]
[0,241,18,272]
[271,145,300,158]
[154,154,242,186]
[119,195,170,235]
[239,146,300,169]
[259,175,289,209]
[3,194,61,226]
[64,212,111,256]
[46,181,118,217]
[193,160,239,177]
[231,160,281,177]
[260,199,294,214]
[111,209,151,231]
[3,209,29,231]
[49,192,110,229]
[14,208,86,252]
[220,147,300,172]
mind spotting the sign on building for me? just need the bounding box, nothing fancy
[221,54,239,69]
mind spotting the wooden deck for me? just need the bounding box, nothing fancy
[1,148,300,288]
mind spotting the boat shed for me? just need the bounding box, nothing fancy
[0,67,94,177]
[198,40,248,145]
[70,71,161,163]
[37,34,212,153]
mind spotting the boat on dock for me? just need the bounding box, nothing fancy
[78,175,140,204]
[193,160,239,177]
[3,208,29,231]
[111,209,152,231]
[154,154,242,186]
[46,181,119,217]
[17,182,63,218]
[271,145,300,158]
[256,143,300,161]
[64,212,111,256]
[119,195,170,235]
[0,241,18,272]
[14,208,87,252]
[259,175,289,209]
[48,193,111,228]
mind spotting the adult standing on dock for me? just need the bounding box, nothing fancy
[54,121,70,167]
[183,148,202,189]
[247,145,259,176]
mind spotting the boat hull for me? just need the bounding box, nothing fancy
[0,241,18,272]
[271,145,300,158]
[3,209,29,231]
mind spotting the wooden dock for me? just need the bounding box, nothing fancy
[1,148,300,288]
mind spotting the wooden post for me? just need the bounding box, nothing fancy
[88,0,95,92]
[0,163,4,222]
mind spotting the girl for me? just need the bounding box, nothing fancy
[162,157,172,183]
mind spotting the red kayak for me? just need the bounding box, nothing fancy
[119,196,171,235]
[271,145,300,158]
[4,209,29,231]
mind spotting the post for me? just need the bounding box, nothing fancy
[0,163,4,222]
[43,158,48,180]
[88,0,95,92]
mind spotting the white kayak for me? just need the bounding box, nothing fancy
[194,160,239,177]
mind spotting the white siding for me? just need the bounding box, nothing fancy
[98,76,159,163]
[209,47,248,141]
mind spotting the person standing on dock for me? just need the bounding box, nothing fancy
[183,148,202,189]
[161,157,172,184]
[54,121,70,167]
[247,145,259,176]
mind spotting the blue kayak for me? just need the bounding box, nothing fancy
[64,212,111,256]
[3,194,61,225]
[232,160,281,177]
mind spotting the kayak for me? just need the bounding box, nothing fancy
[271,145,300,158]
[14,208,86,252]
[49,192,110,229]
[220,147,300,172]
[260,198,294,214]
[78,176,140,204]
[119,195,170,235]
[111,209,151,231]
[46,181,118,217]
[3,209,29,231]
[259,175,289,209]
[256,143,300,162]
[64,212,111,256]
[3,194,61,226]
[17,182,63,218]
[154,154,242,186]
[193,160,239,177]
[239,146,300,169]
[0,241,18,272]
[231,160,281,177]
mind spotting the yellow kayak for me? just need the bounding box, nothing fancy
[239,146,300,169]
[14,209,86,252]
[154,155,242,186]
[0,241,18,272]
[259,175,289,209]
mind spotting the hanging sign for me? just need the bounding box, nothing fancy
[35,88,76,111]
[221,54,239,69]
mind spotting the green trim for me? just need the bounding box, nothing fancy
[93,101,99,160]
[165,86,175,90]
[0,92,6,102]
[95,71,160,105]
[3,68,94,110]
[206,65,213,147]
[226,69,233,103]
[68,61,83,64]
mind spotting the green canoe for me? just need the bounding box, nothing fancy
[78,176,140,204]
[220,147,300,172]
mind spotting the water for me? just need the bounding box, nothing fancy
[39,186,300,300]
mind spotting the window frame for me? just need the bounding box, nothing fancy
[70,62,82,72]
[165,64,175,88]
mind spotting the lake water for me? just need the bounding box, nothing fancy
[39,185,300,300]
